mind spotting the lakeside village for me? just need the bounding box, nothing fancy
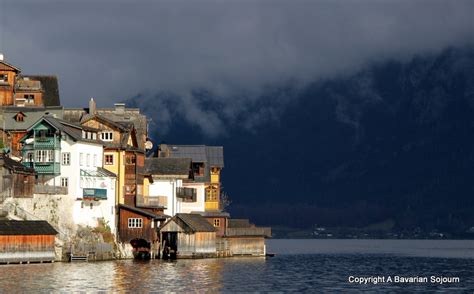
[0,55,271,264]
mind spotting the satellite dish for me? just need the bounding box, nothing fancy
[145,140,153,150]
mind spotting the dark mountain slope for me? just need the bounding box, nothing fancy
[127,47,474,234]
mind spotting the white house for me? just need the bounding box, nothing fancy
[21,116,117,234]
[143,157,201,216]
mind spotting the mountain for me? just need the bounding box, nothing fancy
[127,47,474,236]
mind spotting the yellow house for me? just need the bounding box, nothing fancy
[81,114,144,206]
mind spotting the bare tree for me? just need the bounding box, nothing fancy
[219,188,232,211]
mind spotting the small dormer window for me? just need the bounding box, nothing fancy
[100,132,113,141]
[1,74,7,82]
[14,112,25,122]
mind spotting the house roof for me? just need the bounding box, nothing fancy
[96,167,117,178]
[24,116,101,144]
[0,154,35,175]
[0,220,57,235]
[23,75,61,106]
[118,204,167,220]
[1,106,64,131]
[161,145,224,168]
[144,157,192,177]
[174,213,216,232]
[0,60,21,72]
[228,219,253,228]
[206,146,224,168]
[192,211,230,218]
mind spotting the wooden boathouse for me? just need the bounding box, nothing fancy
[0,220,58,264]
[225,219,272,256]
[160,213,216,258]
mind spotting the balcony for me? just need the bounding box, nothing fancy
[33,137,60,149]
[23,162,60,175]
[82,188,107,200]
[226,227,272,238]
[136,195,167,208]
[34,185,68,195]
[176,187,196,202]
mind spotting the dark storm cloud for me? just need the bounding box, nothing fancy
[1,0,474,135]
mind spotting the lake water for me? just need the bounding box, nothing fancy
[0,239,473,292]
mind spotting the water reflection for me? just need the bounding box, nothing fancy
[0,240,473,292]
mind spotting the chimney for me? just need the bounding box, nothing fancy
[0,53,4,61]
[114,103,125,115]
[89,97,96,115]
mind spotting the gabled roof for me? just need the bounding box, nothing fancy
[23,115,101,144]
[23,75,60,106]
[174,213,216,232]
[81,114,130,131]
[0,60,21,72]
[118,204,167,220]
[0,220,57,235]
[0,154,35,175]
[2,107,64,131]
[144,158,192,177]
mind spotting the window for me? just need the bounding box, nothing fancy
[79,153,83,166]
[93,154,97,167]
[125,154,136,165]
[62,152,70,165]
[36,150,53,162]
[15,113,25,122]
[60,177,68,187]
[206,186,219,201]
[192,163,205,176]
[86,154,90,167]
[105,154,114,165]
[1,74,8,82]
[213,219,220,227]
[100,132,113,141]
[24,94,34,104]
[25,152,34,162]
[128,218,143,228]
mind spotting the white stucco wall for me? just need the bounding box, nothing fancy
[148,179,205,215]
[179,182,205,213]
[44,137,117,234]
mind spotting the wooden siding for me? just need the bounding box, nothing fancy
[227,237,265,256]
[161,219,216,257]
[0,235,56,263]
[0,235,55,252]
[0,70,16,106]
[204,217,226,237]
[118,208,157,243]
[1,168,35,201]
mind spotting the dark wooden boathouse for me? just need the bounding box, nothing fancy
[0,220,58,264]
[160,213,216,258]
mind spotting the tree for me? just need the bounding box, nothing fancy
[220,189,232,211]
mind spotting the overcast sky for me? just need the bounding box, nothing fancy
[1,0,474,134]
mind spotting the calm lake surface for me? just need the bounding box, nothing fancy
[0,239,473,292]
